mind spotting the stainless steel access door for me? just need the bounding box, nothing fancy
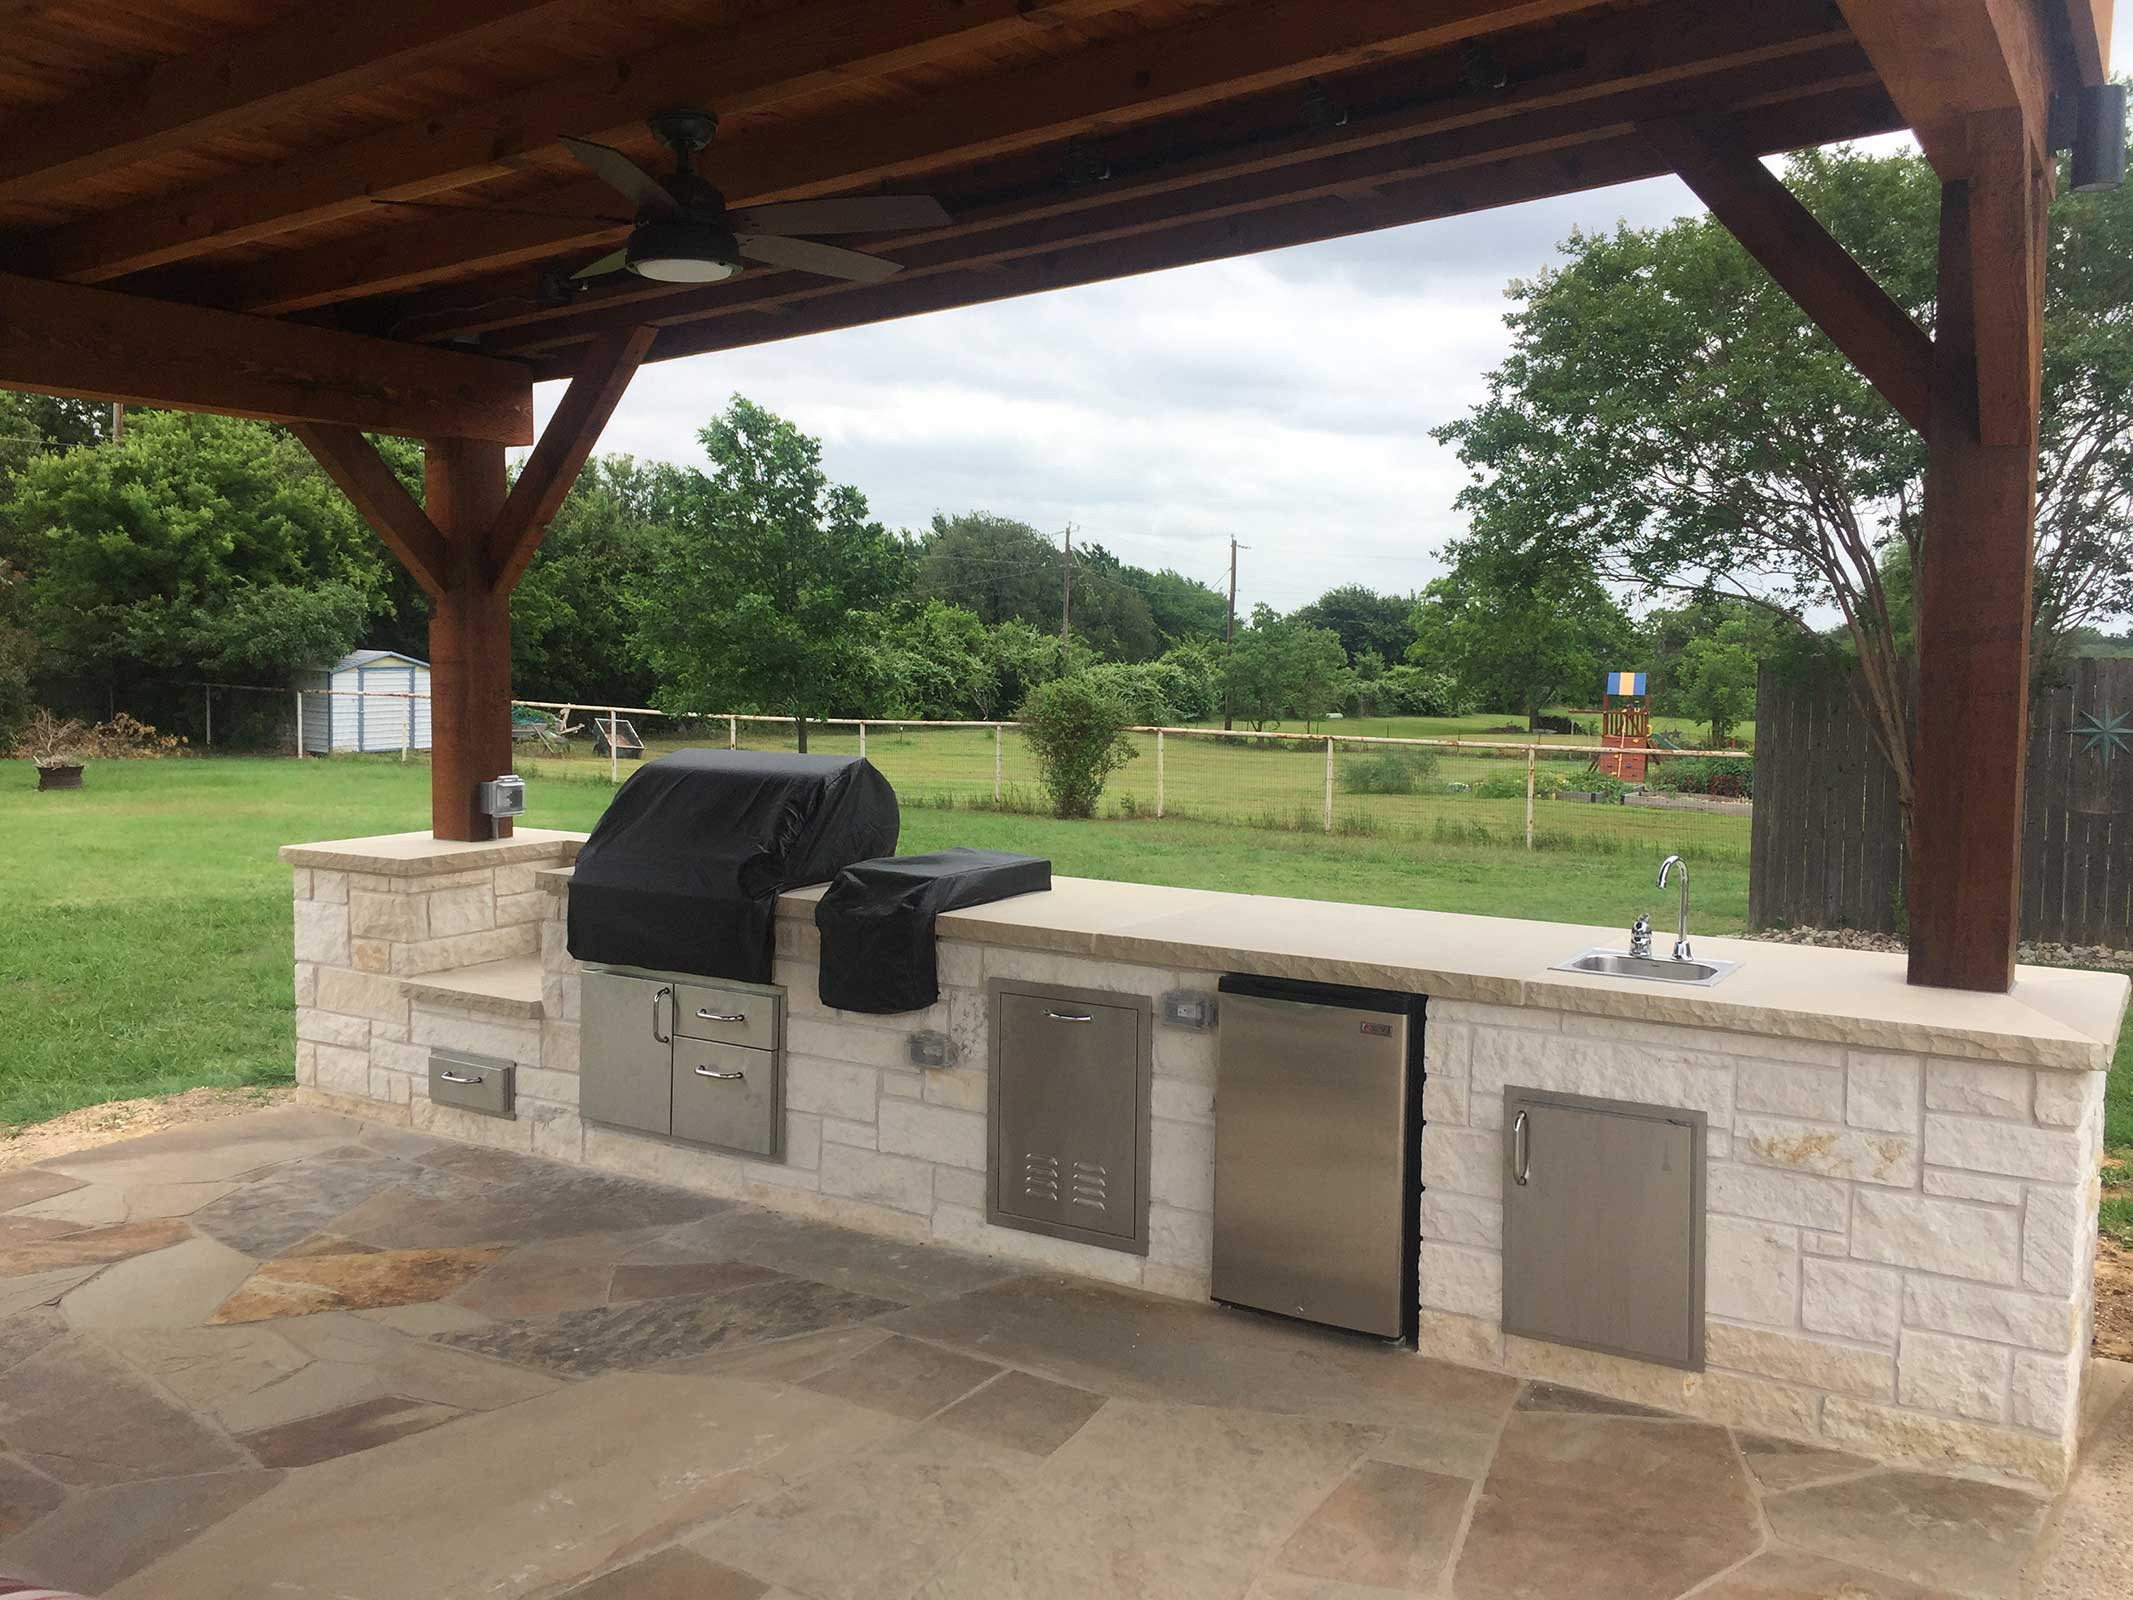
[1213,983,1413,1338]
[580,968,675,1136]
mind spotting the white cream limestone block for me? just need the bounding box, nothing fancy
[315,967,409,1026]
[294,1040,317,1086]
[1559,1014,1845,1067]
[410,1006,540,1065]
[1420,1075,1469,1127]
[1469,1028,1732,1132]
[1735,1114,1918,1187]
[1902,1277,2075,1353]
[390,925,537,977]
[1705,1322,1894,1400]
[1147,1203,1213,1268]
[349,890,429,942]
[921,1064,989,1115]
[742,1155,821,1193]
[367,1069,414,1106]
[942,985,987,1063]
[494,863,540,897]
[414,1095,536,1154]
[495,891,546,927]
[1152,1022,1216,1085]
[1431,1000,1560,1031]
[293,962,317,1007]
[1423,1125,1503,1199]
[291,868,313,899]
[1736,1060,1845,1122]
[1418,1241,1500,1318]
[541,973,581,1024]
[352,939,392,974]
[933,1165,985,1211]
[2030,1070,2100,1129]
[373,1018,407,1042]
[584,1125,742,1194]
[786,1017,917,1071]
[394,867,493,892]
[1706,1216,1800,1326]
[1150,1076,1213,1124]
[1707,1163,1848,1232]
[781,1111,822,1173]
[369,1037,427,1078]
[540,917,572,975]
[1925,1060,2032,1120]
[877,1098,986,1170]
[982,945,1191,998]
[296,1007,370,1050]
[1820,1396,2069,1491]
[1924,1115,2085,1183]
[937,941,983,991]
[514,1066,577,1106]
[2022,1183,2092,1296]
[1141,1264,1212,1302]
[879,1066,925,1100]
[1846,1052,1922,1133]
[782,1055,878,1122]
[772,917,820,962]
[929,1203,1144,1286]
[1416,1309,1504,1365]
[1419,1190,1502,1250]
[1852,1189,2021,1284]
[1149,1118,1214,1212]
[426,886,495,937]
[1502,1334,1822,1439]
[818,1144,934,1215]
[2010,1347,2082,1435]
[311,869,348,904]
[821,1116,877,1149]
[1423,1020,1471,1077]
[1801,1229,1850,1257]
[539,1021,579,1076]
[1801,1258,1901,1344]
[1897,1329,2010,1422]
[1924,1168,2025,1204]
[293,899,351,965]
[527,1103,583,1164]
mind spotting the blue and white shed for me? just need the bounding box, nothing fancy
[298,649,431,754]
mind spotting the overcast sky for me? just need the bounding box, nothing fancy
[533,49,2131,620]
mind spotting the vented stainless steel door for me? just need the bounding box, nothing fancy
[991,987,1148,1251]
[580,969,674,1135]
[1213,984,1412,1338]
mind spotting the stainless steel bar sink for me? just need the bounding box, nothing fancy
[1551,948,1739,986]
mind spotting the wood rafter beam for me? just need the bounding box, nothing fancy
[291,424,452,601]
[0,1,580,206]
[0,272,533,443]
[200,0,1845,318]
[2062,0,2113,84]
[520,81,1896,377]
[20,0,1150,284]
[1640,115,1934,433]
[1833,0,2055,170]
[488,325,654,593]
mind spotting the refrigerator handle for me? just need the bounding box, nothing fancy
[1512,1109,1531,1186]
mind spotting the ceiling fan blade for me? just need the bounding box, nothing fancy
[559,136,680,217]
[569,249,631,281]
[729,195,949,235]
[738,234,903,283]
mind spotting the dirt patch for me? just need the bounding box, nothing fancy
[2099,1239,2133,1362]
[0,1085,295,1172]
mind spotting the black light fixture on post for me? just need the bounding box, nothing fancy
[2071,82,2127,193]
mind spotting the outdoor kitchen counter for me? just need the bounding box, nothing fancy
[534,867,2128,1072]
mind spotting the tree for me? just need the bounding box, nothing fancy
[1294,583,1416,665]
[1405,541,1632,728]
[1671,618,1760,746]
[1434,142,2133,807]
[911,512,1171,661]
[874,599,1001,719]
[1018,672,1137,818]
[1135,566,1230,646]
[628,396,910,750]
[1222,605,1353,732]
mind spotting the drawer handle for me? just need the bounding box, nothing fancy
[694,1066,746,1082]
[1046,1010,1094,1023]
[1512,1109,1531,1186]
[439,1071,484,1086]
[696,1009,747,1023]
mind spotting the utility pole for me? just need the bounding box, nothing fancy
[110,402,124,442]
[1223,536,1246,731]
[1060,524,1074,650]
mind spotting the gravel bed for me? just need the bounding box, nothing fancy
[1746,925,2133,973]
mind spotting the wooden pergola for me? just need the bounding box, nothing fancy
[0,0,2113,992]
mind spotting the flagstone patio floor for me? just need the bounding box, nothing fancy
[1,1106,2125,1600]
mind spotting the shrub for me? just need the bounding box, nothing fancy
[1339,746,1441,795]
[1377,665,1467,717]
[1648,754,1754,798]
[1018,673,1138,818]
[12,709,183,769]
[1473,767,1566,801]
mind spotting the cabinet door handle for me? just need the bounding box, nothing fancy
[439,1071,484,1086]
[1046,1010,1094,1023]
[1512,1109,1531,1186]
[652,984,672,1044]
[694,1066,746,1081]
[696,1009,747,1023]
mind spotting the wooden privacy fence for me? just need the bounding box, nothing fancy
[1750,659,2133,944]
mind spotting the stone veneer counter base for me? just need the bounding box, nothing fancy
[287,832,2124,1492]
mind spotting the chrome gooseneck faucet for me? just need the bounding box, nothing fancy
[1657,854,1691,960]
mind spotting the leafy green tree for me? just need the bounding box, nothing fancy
[1406,541,1631,729]
[1434,142,2133,806]
[1223,605,1353,732]
[1294,583,1417,666]
[875,600,1002,719]
[1018,672,1138,818]
[628,396,910,750]
[912,512,1173,661]
[1134,566,1230,645]
[1671,618,1761,746]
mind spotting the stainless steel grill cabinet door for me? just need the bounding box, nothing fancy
[1500,1088,1705,1370]
[988,981,1151,1254]
[580,968,676,1135]
[1212,975,1419,1339]
[673,1039,781,1157]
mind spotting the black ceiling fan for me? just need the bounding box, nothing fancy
[560,109,950,287]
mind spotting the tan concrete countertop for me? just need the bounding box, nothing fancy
[401,956,545,1019]
[281,828,586,877]
[532,863,2127,1070]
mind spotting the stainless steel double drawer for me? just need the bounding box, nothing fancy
[581,967,784,1158]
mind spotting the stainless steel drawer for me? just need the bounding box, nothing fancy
[672,1040,781,1157]
[428,1049,514,1119]
[673,980,781,1050]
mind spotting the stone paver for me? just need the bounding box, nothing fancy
[0,1105,2102,1600]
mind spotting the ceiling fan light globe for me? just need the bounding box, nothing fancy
[625,219,742,283]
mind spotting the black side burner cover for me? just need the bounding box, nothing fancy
[567,749,899,982]
[815,848,1052,1014]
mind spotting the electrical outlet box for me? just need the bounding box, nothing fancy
[1159,990,1217,1031]
[908,1030,957,1069]
[478,773,526,818]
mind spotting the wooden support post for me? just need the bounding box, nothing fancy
[425,438,512,842]
[1907,116,2046,992]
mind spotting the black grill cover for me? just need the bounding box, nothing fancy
[568,749,899,982]
[815,848,1051,1014]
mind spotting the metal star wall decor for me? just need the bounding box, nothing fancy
[2074,706,2133,765]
